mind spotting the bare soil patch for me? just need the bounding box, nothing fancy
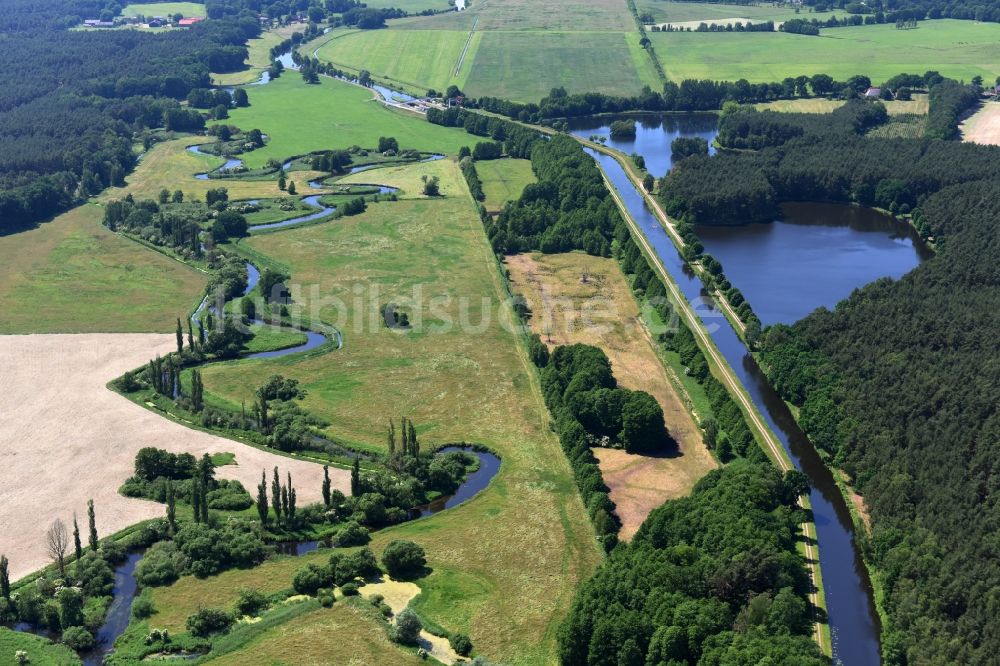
[506,252,717,539]
[0,334,348,582]
[961,101,1000,145]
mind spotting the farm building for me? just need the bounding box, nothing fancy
[177,17,204,26]
[863,87,882,99]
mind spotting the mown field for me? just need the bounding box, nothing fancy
[756,94,929,115]
[653,19,1000,83]
[475,157,535,211]
[314,29,479,93]
[0,204,204,334]
[218,76,469,167]
[213,30,284,86]
[636,0,815,25]
[121,1,205,17]
[399,0,634,31]
[193,159,602,663]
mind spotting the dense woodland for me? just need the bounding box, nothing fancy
[0,1,260,232]
[559,461,824,666]
[658,68,1000,662]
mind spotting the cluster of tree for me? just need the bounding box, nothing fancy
[608,119,637,138]
[558,461,823,665]
[489,135,620,255]
[135,519,270,584]
[663,96,1000,227]
[670,136,710,159]
[924,78,981,139]
[658,19,776,32]
[756,177,1000,664]
[338,6,405,28]
[542,344,672,455]
[460,156,484,201]
[780,17,822,33]
[426,107,544,159]
[0,8,260,232]
[715,108,807,149]
[120,448,254,514]
[472,140,503,160]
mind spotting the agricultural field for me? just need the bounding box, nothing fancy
[960,100,1000,145]
[505,252,717,539]
[313,29,479,93]
[193,159,602,662]
[121,1,205,17]
[0,204,204,334]
[475,158,536,212]
[756,93,929,115]
[311,0,659,101]
[217,76,470,167]
[636,0,814,26]
[652,19,1000,83]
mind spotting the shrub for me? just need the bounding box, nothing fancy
[131,594,155,620]
[318,591,335,607]
[340,582,359,596]
[232,587,269,617]
[186,607,233,637]
[292,563,333,596]
[329,547,381,586]
[450,632,473,656]
[334,520,370,547]
[135,541,187,587]
[393,608,423,645]
[61,625,95,651]
[381,540,426,580]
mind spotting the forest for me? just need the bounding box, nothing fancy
[0,4,260,233]
[558,461,824,666]
[657,67,1000,662]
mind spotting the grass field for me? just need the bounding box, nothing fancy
[337,157,466,198]
[217,76,469,168]
[463,31,660,101]
[653,19,1000,83]
[0,627,81,666]
[0,205,204,334]
[192,159,602,663]
[314,29,478,92]
[213,30,284,86]
[506,252,717,538]
[475,157,535,211]
[204,601,425,665]
[637,0,814,25]
[121,1,205,17]
[755,93,929,115]
[400,0,634,31]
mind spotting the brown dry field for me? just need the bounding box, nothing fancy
[960,101,1000,145]
[506,252,717,539]
[0,334,347,582]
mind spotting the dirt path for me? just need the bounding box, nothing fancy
[960,101,1000,145]
[0,334,349,582]
[506,252,717,539]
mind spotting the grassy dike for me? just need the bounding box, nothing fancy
[583,138,832,655]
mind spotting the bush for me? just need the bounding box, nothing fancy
[334,520,370,547]
[393,608,423,645]
[318,591,335,607]
[186,607,233,637]
[232,587,269,618]
[135,541,187,587]
[450,633,473,656]
[131,594,156,620]
[61,625,95,651]
[381,540,426,580]
[340,582,359,596]
[292,563,333,596]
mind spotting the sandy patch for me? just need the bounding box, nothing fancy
[0,333,349,582]
[360,577,463,664]
[506,253,717,539]
[961,101,1000,145]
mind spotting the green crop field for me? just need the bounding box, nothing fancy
[362,0,454,11]
[314,29,478,92]
[0,204,205,334]
[217,76,469,168]
[652,19,1000,83]
[0,627,82,666]
[475,157,536,210]
[463,30,660,101]
[399,0,634,31]
[193,158,602,663]
[121,1,205,17]
[636,0,816,25]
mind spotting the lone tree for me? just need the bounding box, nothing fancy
[46,519,69,578]
[176,317,183,353]
[381,539,426,580]
[72,513,83,564]
[420,175,440,196]
[0,554,10,601]
[257,470,269,525]
[350,458,360,496]
[87,499,98,552]
[166,480,177,534]
[271,467,282,525]
[321,466,331,508]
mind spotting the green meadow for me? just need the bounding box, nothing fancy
[218,76,469,167]
[0,627,82,666]
[193,158,601,663]
[653,19,1000,83]
[0,204,204,334]
[637,0,814,24]
[121,1,205,17]
[475,157,536,211]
